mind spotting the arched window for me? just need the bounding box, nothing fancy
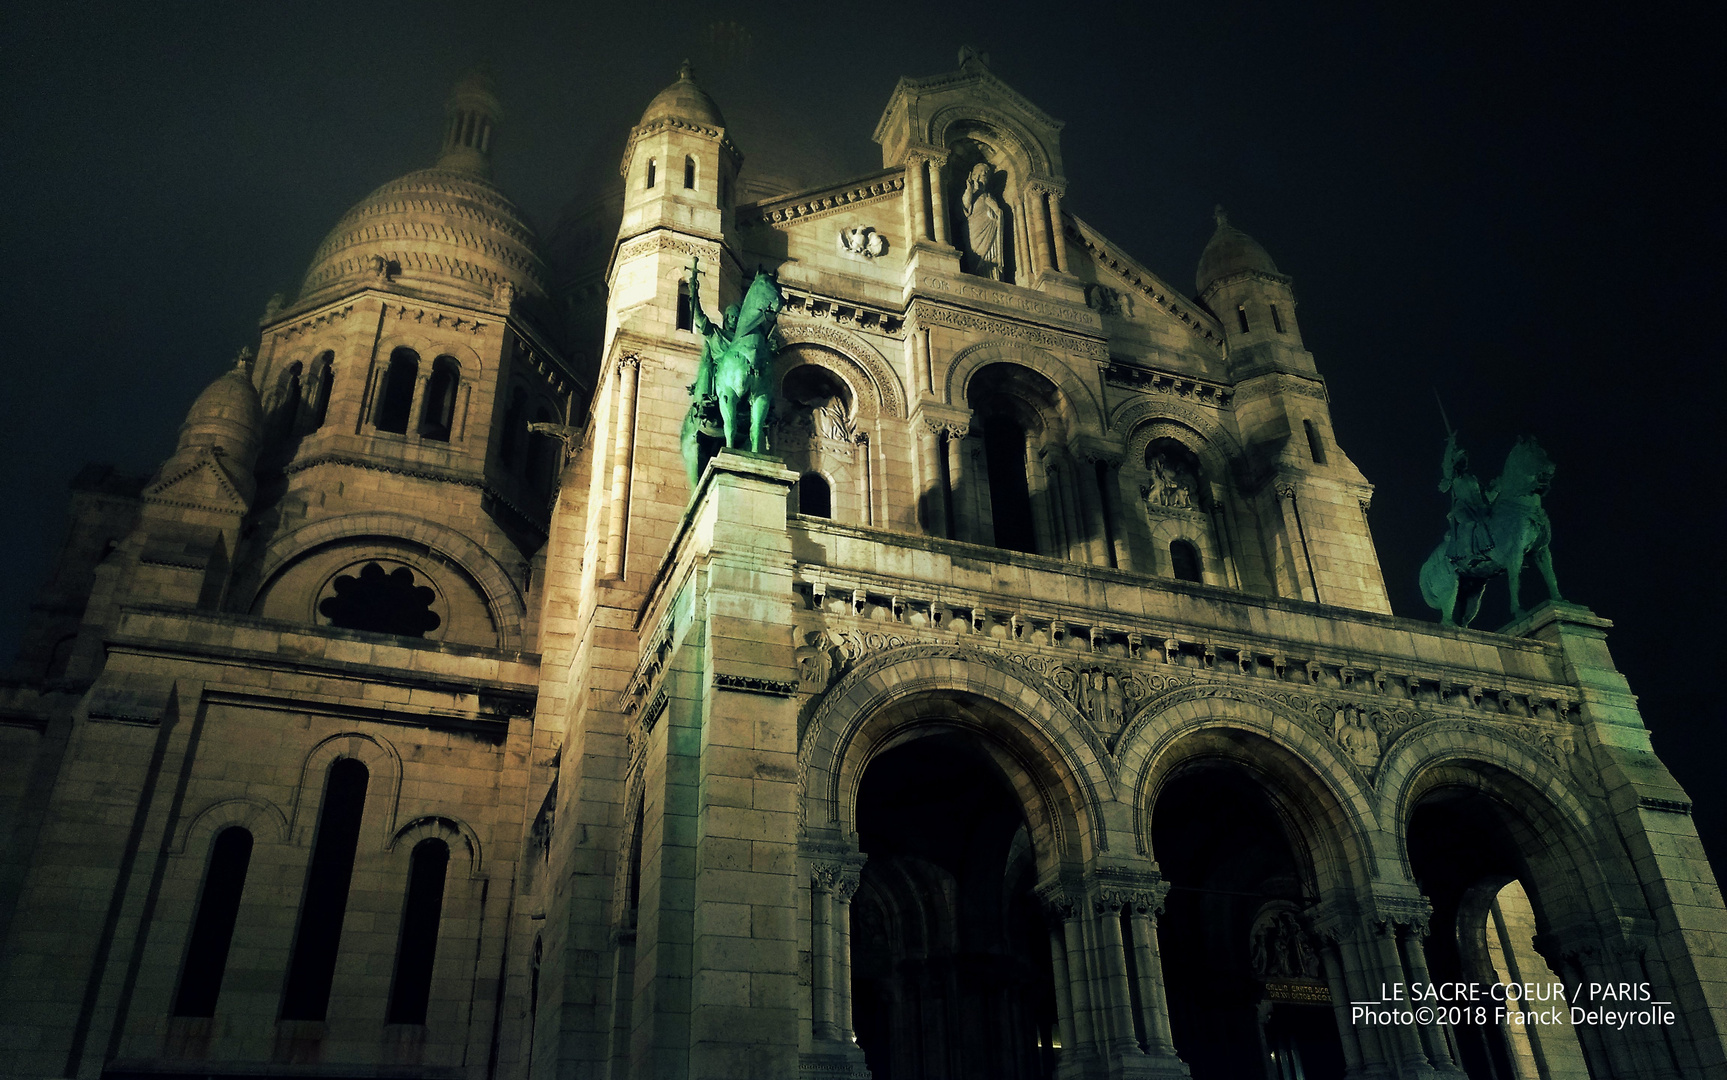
[307,351,334,430]
[1170,539,1203,583]
[386,838,450,1024]
[282,758,368,1021]
[676,281,693,332]
[798,473,831,518]
[683,155,696,190]
[374,348,418,434]
[419,356,460,441]
[500,389,525,470]
[983,416,1036,554]
[646,157,656,189]
[1270,303,1285,334]
[1236,306,1250,333]
[173,826,253,1017]
[1304,419,1328,464]
[276,361,304,439]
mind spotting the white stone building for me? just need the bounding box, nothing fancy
[1,55,1722,1080]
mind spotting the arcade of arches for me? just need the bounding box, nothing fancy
[806,692,1640,1080]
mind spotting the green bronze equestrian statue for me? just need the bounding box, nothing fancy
[1419,432,1563,627]
[678,257,785,490]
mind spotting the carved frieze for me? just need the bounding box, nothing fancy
[915,302,1108,359]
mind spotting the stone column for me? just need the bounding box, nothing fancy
[1316,937,1368,1075]
[811,866,838,1042]
[904,157,926,244]
[928,157,951,246]
[1094,896,1140,1054]
[945,423,972,544]
[602,355,640,579]
[1126,893,1177,1057]
[910,158,930,243]
[1048,926,1078,1059]
[407,371,431,436]
[1104,460,1135,571]
[916,326,933,395]
[918,418,948,539]
[1029,186,1055,277]
[1074,452,1111,566]
[1048,189,1069,273]
[835,869,861,1043]
[1399,923,1460,1072]
[1369,919,1435,1073]
[1027,442,1056,556]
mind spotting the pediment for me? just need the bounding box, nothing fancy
[142,449,250,513]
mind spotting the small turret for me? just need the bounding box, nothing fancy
[437,69,503,177]
[1198,206,1310,377]
[170,354,264,495]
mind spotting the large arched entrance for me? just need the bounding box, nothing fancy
[1407,775,1591,1079]
[1153,765,1347,1080]
[850,731,1058,1079]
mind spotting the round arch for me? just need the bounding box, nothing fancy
[1122,686,1387,892]
[389,814,484,878]
[1382,724,1620,930]
[945,341,1104,435]
[173,795,290,855]
[799,646,1114,878]
[774,319,905,418]
[245,511,527,649]
[291,730,403,851]
[928,105,1054,176]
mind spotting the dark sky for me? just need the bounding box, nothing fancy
[3,4,1723,866]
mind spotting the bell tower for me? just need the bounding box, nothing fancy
[1199,208,1389,612]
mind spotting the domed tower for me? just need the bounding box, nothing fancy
[1199,208,1389,612]
[607,62,743,346]
[1197,206,1310,379]
[232,72,584,651]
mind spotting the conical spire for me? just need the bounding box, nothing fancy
[437,68,502,176]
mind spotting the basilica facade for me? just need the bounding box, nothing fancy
[1,55,1723,1080]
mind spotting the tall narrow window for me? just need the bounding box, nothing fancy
[419,356,460,441]
[1270,303,1285,333]
[676,281,693,332]
[282,758,369,1021]
[308,351,334,430]
[374,348,418,434]
[983,416,1036,554]
[646,157,656,189]
[173,827,254,1017]
[1236,306,1250,333]
[683,155,696,190]
[386,838,450,1025]
[1304,419,1328,464]
[798,473,831,518]
[1170,540,1203,583]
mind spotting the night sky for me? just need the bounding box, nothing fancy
[3,5,1722,868]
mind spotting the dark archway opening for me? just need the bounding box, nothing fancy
[852,732,1057,1079]
[1408,786,1589,1078]
[798,473,831,518]
[1154,767,1345,1080]
[983,416,1036,553]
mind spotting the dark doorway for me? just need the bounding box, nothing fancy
[1154,767,1345,1080]
[851,732,1057,1079]
[983,416,1036,553]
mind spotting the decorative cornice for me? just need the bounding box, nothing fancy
[714,673,799,697]
[739,171,905,229]
[1105,361,1234,408]
[1066,213,1225,348]
[916,303,1107,360]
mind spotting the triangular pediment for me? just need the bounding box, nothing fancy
[142,448,251,513]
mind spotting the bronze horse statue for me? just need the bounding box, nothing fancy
[1419,434,1562,627]
[679,258,783,489]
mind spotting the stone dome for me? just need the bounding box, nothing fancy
[1196,206,1280,293]
[639,62,725,128]
[176,362,264,472]
[298,166,552,304]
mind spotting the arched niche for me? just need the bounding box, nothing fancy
[1120,417,1237,586]
[773,347,874,525]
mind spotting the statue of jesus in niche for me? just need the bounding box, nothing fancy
[960,161,1005,280]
